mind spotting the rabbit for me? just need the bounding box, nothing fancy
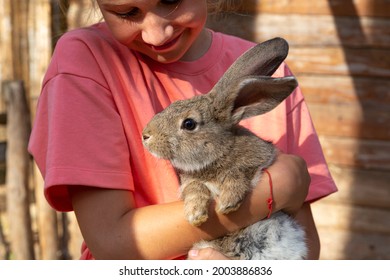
[142,37,307,260]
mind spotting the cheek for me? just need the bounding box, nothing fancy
[109,23,139,46]
[100,11,139,45]
[177,4,207,29]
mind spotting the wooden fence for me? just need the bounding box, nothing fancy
[0,0,389,259]
[208,0,390,259]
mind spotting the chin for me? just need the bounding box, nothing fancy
[132,32,196,63]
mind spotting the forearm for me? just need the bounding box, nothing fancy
[294,202,320,259]
[89,174,287,260]
[71,154,309,260]
[116,155,309,259]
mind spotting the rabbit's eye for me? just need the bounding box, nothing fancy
[182,118,197,131]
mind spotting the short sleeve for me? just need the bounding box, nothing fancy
[29,73,134,212]
[286,96,337,202]
[283,65,337,202]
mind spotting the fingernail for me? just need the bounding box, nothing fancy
[188,249,199,257]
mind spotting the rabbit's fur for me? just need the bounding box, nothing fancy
[142,38,307,259]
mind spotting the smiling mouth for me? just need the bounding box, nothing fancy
[147,33,183,52]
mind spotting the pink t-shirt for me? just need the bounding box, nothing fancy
[28,23,337,259]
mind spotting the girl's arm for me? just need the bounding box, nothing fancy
[70,154,309,260]
[294,202,320,259]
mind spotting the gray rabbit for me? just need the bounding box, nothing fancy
[142,38,307,259]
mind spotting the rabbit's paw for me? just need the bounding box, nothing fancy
[216,191,244,214]
[184,200,209,226]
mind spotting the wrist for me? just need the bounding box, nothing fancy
[264,154,310,214]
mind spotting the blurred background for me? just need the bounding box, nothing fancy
[0,0,389,260]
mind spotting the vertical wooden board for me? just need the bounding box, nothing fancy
[34,164,59,260]
[67,212,83,260]
[28,0,52,103]
[0,0,14,113]
[4,81,34,259]
[26,0,60,260]
[10,0,30,91]
[67,0,102,30]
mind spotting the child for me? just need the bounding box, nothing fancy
[28,0,337,260]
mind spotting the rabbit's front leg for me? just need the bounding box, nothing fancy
[217,175,251,214]
[181,180,212,226]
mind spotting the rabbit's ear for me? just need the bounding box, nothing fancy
[212,37,289,94]
[229,76,298,124]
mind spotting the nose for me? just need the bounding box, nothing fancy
[141,12,174,46]
[142,133,150,142]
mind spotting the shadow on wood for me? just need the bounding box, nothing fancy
[328,0,390,259]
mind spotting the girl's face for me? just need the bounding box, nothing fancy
[97,0,209,63]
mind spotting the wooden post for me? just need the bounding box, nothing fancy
[0,215,11,259]
[3,80,34,259]
[67,212,83,259]
[28,0,60,260]
[10,0,30,93]
[34,168,59,259]
[67,0,102,30]
[0,0,14,112]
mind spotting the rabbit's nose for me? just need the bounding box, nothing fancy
[142,133,151,142]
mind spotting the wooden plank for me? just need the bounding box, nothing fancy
[239,0,390,18]
[3,81,35,260]
[316,227,390,259]
[208,14,390,48]
[312,201,390,234]
[255,15,390,48]
[208,16,390,77]
[10,0,30,92]
[319,136,390,170]
[307,103,390,140]
[206,13,256,42]
[66,212,84,260]
[325,165,390,210]
[0,0,14,113]
[27,0,52,101]
[26,1,60,260]
[298,75,390,105]
[0,185,5,212]
[34,164,59,260]
[67,0,102,30]
[0,210,11,259]
[287,47,390,78]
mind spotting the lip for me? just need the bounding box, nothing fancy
[146,33,183,52]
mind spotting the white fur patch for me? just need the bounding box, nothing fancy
[171,158,214,173]
[204,182,220,197]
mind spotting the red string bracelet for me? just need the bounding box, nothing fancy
[263,169,274,219]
